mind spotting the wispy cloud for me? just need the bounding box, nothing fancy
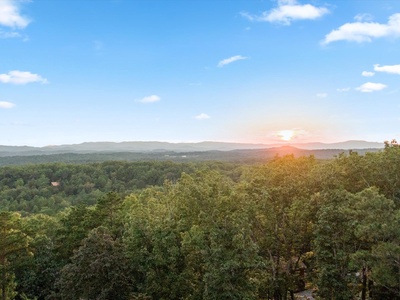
[218,55,248,67]
[136,95,161,104]
[0,0,30,28]
[356,82,387,93]
[241,0,329,25]
[0,101,15,109]
[322,13,400,44]
[0,29,21,39]
[0,71,48,84]
[316,93,328,98]
[194,113,210,120]
[374,64,400,75]
[361,71,375,77]
[354,13,373,22]
[337,87,351,92]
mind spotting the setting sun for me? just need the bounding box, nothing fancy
[278,130,294,141]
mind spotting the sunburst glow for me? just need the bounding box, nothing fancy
[278,130,294,141]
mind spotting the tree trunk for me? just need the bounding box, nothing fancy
[361,266,367,300]
[1,256,5,300]
[368,279,373,299]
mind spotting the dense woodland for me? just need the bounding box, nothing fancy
[0,147,382,167]
[1,141,399,300]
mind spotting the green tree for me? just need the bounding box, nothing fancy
[14,235,58,300]
[0,212,30,300]
[124,171,260,299]
[314,187,400,300]
[57,227,132,300]
[175,172,259,299]
[313,190,356,300]
[347,187,400,299]
[241,155,318,299]
[94,192,124,237]
[54,205,97,263]
[13,214,60,300]
[369,241,400,299]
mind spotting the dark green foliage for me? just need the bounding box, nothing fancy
[0,161,198,215]
[0,148,382,167]
[1,142,399,299]
[123,171,260,299]
[57,227,132,300]
[14,235,58,300]
[313,190,356,300]
[0,212,30,300]
[94,192,124,237]
[239,155,319,299]
[313,187,400,300]
[54,205,98,263]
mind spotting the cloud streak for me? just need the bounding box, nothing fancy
[374,64,400,75]
[241,0,329,25]
[0,101,15,108]
[361,71,375,77]
[0,29,21,39]
[356,82,387,93]
[316,93,328,98]
[194,113,210,120]
[322,13,400,44]
[0,71,48,84]
[136,95,161,103]
[0,0,30,28]
[218,55,248,67]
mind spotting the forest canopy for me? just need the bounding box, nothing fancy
[0,142,399,299]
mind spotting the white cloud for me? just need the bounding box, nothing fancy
[361,71,375,77]
[0,101,15,108]
[337,87,351,92]
[136,95,161,103]
[0,70,48,84]
[374,64,400,75]
[241,0,329,25]
[194,113,210,120]
[218,55,248,67]
[316,93,328,98]
[322,13,400,44]
[356,82,387,93]
[0,0,30,28]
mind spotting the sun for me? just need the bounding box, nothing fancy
[278,130,294,141]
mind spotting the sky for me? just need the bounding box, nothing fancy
[1,0,400,147]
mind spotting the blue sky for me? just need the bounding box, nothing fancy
[1,0,400,146]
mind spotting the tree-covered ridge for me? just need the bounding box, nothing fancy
[0,147,382,167]
[0,161,243,215]
[0,142,399,299]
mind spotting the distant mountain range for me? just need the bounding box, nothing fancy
[0,140,384,157]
